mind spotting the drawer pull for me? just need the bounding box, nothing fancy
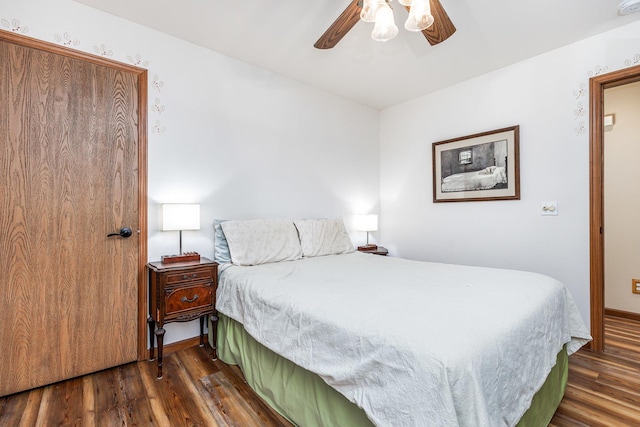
[182,273,197,280]
[181,294,199,303]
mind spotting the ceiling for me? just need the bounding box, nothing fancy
[74,0,640,110]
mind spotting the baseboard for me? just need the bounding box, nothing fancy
[605,308,640,322]
[143,335,205,360]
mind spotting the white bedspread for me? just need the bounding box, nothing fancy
[216,252,590,427]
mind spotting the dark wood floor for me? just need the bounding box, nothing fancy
[549,315,640,426]
[0,345,293,427]
[2,315,640,426]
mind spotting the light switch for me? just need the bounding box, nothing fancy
[541,201,558,216]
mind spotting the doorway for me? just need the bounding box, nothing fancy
[589,64,640,352]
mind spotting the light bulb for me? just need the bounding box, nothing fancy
[371,3,398,41]
[404,0,434,32]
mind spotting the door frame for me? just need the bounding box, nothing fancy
[0,30,149,360]
[589,64,640,352]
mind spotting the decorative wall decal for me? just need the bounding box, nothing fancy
[624,54,640,67]
[93,44,113,57]
[572,65,611,136]
[127,53,149,67]
[1,18,28,33]
[572,57,639,136]
[572,83,586,100]
[152,74,165,93]
[54,32,80,47]
[573,102,586,120]
[152,98,166,114]
[153,120,166,135]
[587,65,609,78]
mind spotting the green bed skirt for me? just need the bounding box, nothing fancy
[210,314,568,427]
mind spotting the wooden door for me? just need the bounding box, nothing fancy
[0,31,147,396]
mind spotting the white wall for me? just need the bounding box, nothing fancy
[604,81,640,313]
[2,0,380,344]
[380,20,640,328]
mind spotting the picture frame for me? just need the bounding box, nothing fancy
[432,125,520,203]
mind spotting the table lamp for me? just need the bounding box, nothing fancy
[161,203,200,263]
[355,214,378,250]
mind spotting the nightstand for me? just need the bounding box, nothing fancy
[357,246,388,256]
[147,257,218,379]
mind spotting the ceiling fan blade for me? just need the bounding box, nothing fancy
[314,0,362,49]
[405,0,456,46]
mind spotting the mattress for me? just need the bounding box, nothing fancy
[213,252,589,426]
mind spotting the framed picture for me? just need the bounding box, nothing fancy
[432,125,520,203]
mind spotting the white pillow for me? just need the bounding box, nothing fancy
[221,219,303,266]
[213,219,231,264]
[294,218,354,258]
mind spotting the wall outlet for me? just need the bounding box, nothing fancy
[632,279,640,295]
[541,201,558,216]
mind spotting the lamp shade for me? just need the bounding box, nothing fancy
[361,0,385,22]
[371,3,398,41]
[355,214,378,232]
[162,204,200,231]
[405,0,434,32]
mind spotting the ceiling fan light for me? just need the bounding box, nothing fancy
[397,0,412,5]
[371,3,399,41]
[404,0,434,31]
[361,0,383,23]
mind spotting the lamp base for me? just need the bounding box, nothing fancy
[357,244,378,251]
[161,252,200,264]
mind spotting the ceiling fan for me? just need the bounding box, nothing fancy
[314,0,456,49]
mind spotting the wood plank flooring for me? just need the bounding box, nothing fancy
[550,315,640,426]
[0,345,293,427]
[2,315,640,426]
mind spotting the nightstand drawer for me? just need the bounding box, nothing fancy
[165,283,213,316]
[165,268,213,285]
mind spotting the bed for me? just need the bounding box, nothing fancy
[208,218,590,427]
[441,165,507,192]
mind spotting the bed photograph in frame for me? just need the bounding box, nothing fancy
[432,125,520,203]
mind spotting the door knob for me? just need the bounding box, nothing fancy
[107,227,133,238]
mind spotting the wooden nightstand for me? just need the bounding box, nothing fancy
[147,257,218,379]
[358,246,388,256]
